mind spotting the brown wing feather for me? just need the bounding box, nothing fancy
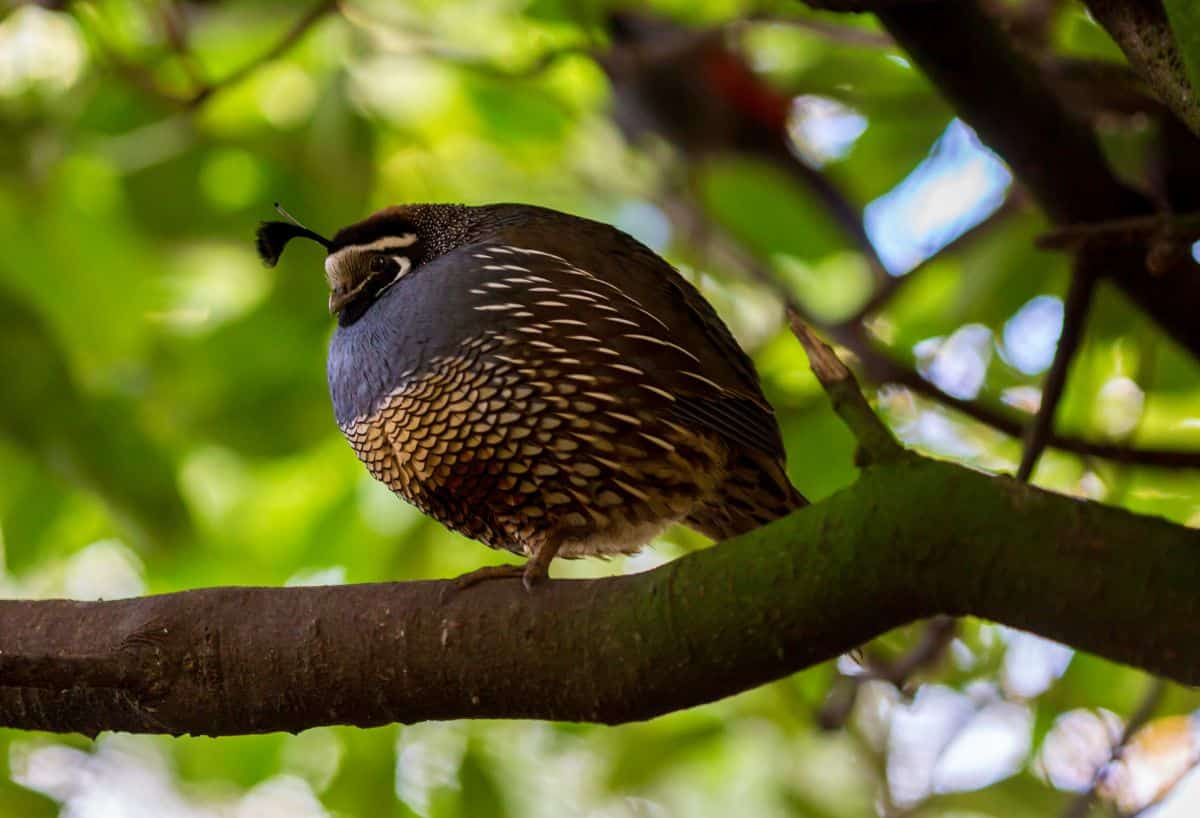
[485,210,786,464]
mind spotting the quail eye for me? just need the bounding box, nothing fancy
[369,255,391,273]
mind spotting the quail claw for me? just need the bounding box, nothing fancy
[440,563,526,604]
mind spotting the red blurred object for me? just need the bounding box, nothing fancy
[599,12,878,273]
[600,12,794,163]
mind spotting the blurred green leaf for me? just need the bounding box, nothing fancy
[0,284,190,549]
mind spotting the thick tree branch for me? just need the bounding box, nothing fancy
[2,340,1200,736]
[1081,0,1200,138]
[0,434,1194,736]
[874,1,1141,224]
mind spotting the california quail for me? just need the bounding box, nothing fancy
[257,203,805,587]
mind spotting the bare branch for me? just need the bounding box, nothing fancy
[851,0,1200,363]
[1038,211,1200,276]
[338,4,595,81]
[1017,256,1098,481]
[661,190,1200,470]
[1040,57,1167,122]
[159,1,206,89]
[79,1,338,109]
[818,615,957,730]
[789,315,907,464]
[76,10,185,106]
[3,347,1200,735]
[875,616,958,687]
[775,156,893,290]
[1037,211,1200,247]
[849,335,1200,469]
[187,0,338,106]
[1062,678,1169,818]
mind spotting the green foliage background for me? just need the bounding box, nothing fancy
[2,1,1200,816]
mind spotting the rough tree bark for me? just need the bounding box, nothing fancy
[1082,0,1200,138]
[0,325,1197,738]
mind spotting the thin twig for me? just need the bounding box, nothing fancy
[79,1,338,108]
[818,615,957,729]
[1062,678,1168,818]
[664,193,1200,470]
[77,9,184,104]
[788,315,907,464]
[335,4,596,81]
[1039,56,1165,122]
[188,0,339,106]
[861,341,1200,469]
[771,155,892,290]
[877,616,958,687]
[1037,211,1200,250]
[1017,256,1098,481]
[159,2,206,88]
[1040,211,1200,278]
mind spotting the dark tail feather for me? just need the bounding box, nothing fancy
[684,455,806,541]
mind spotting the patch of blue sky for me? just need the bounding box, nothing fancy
[865,119,1012,276]
[1002,295,1064,376]
[788,95,868,167]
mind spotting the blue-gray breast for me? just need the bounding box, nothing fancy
[256,203,805,588]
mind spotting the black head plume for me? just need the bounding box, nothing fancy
[255,203,331,267]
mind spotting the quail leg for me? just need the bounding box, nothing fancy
[519,536,563,591]
[446,536,564,596]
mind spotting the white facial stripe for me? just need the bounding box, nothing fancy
[374,256,413,298]
[324,233,417,282]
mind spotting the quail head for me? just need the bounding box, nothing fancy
[257,203,805,588]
